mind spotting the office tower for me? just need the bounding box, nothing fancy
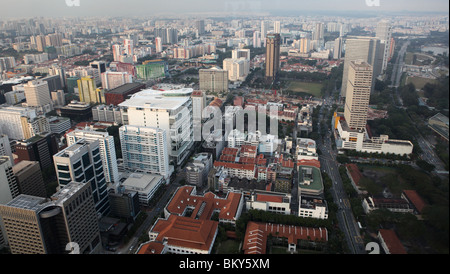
[66,129,119,184]
[274,21,281,34]
[0,156,19,204]
[261,20,269,46]
[53,139,110,216]
[23,80,52,109]
[112,44,122,62]
[123,39,134,56]
[343,60,373,130]
[90,61,107,77]
[299,37,310,53]
[12,160,46,198]
[313,23,325,41]
[101,71,132,90]
[51,90,65,107]
[119,125,171,180]
[0,134,13,165]
[119,88,193,167]
[340,36,381,98]
[376,20,392,73]
[333,37,343,59]
[253,31,261,48]
[265,33,281,81]
[196,20,205,35]
[48,65,66,88]
[14,133,58,170]
[135,60,168,81]
[0,106,38,140]
[199,67,229,93]
[191,90,206,122]
[78,76,104,104]
[66,76,79,94]
[0,182,102,254]
[155,37,162,53]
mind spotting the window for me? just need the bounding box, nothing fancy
[82,153,91,167]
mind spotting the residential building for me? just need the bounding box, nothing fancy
[23,80,53,113]
[101,71,132,90]
[199,67,229,93]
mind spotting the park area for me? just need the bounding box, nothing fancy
[287,80,323,98]
[406,76,439,90]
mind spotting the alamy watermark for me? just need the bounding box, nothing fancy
[65,0,80,7]
[365,0,380,7]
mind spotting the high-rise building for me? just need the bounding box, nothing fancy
[333,37,343,59]
[376,20,393,73]
[343,60,373,130]
[261,20,269,46]
[123,39,134,56]
[0,156,19,204]
[265,33,281,81]
[119,125,172,180]
[196,20,205,35]
[101,71,132,90]
[90,61,107,77]
[12,160,46,198]
[299,37,310,54]
[135,60,168,81]
[253,31,261,48]
[191,90,207,122]
[199,67,229,93]
[0,182,102,254]
[0,134,13,165]
[0,106,38,140]
[313,23,325,41]
[155,37,162,53]
[78,76,105,104]
[340,36,381,98]
[274,21,281,34]
[53,139,110,216]
[112,44,122,62]
[23,80,53,110]
[119,88,193,167]
[66,129,119,184]
[14,133,59,171]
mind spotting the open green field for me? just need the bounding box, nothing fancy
[287,81,323,98]
[406,76,438,90]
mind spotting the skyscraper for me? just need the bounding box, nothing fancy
[253,31,261,48]
[274,21,281,34]
[340,36,381,98]
[0,182,102,254]
[112,44,122,62]
[376,20,393,73]
[265,33,281,81]
[199,67,229,93]
[196,20,205,35]
[333,37,343,59]
[0,156,19,205]
[119,125,171,180]
[66,129,119,184]
[78,76,104,104]
[23,80,53,110]
[155,37,162,53]
[123,39,134,56]
[53,139,110,216]
[343,60,373,130]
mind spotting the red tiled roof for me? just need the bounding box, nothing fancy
[346,163,362,185]
[214,161,255,171]
[298,159,321,168]
[256,194,283,203]
[402,190,427,214]
[378,229,407,254]
[137,241,165,254]
[242,221,328,254]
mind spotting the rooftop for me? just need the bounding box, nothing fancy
[122,172,163,192]
[105,82,145,95]
[118,88,191,110]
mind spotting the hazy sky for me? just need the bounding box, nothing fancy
[0,0,448,18]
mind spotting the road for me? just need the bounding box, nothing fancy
[317,94,366,254]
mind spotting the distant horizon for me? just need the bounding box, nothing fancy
[0,0,448,19]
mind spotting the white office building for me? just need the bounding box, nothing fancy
[66,129,119,184]
[119,125,173,181]
[119,88,194,166]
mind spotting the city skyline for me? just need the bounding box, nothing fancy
[0,0,448,18]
